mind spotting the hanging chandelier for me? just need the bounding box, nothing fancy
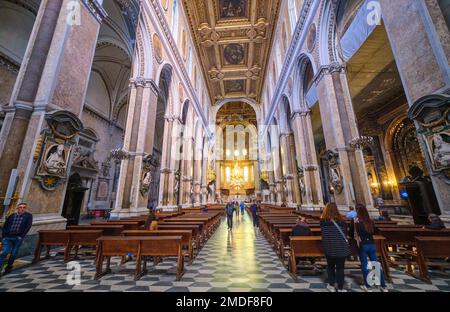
[349,136,374,149]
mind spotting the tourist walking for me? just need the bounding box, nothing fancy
[226,201,235,230]
[250,201,259,227]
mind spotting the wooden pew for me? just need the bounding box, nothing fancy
[95,236,184,281]
[287,236,390,282]
[157,224,202,252]
[405,237,450,283]
[34,230,102,263]
[123,230,194,264]
[91,221,143,230]
[67,225,124,236]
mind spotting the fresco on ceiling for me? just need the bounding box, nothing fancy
[224,44,245,65]
[225,80,245,93]
[219,0,247,19]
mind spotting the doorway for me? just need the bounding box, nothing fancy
[62,173,88,226]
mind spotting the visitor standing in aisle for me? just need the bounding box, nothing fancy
[226,201,235,230]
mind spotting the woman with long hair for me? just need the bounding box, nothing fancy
[351,204,388,292]
[320,203,351,292]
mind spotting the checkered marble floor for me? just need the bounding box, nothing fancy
[0,212,449,292]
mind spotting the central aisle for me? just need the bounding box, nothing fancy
[184,211,295,292]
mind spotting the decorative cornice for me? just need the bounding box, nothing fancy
[0,52,20,74]
[147,0,212,140]
[313,62,347,85]
[130,77,159,95]
[82,0,108,23]
[263,0,319,134]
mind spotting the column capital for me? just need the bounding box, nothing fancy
[292,110,311,118]
[130,77,159,95]
[314,62,347,85]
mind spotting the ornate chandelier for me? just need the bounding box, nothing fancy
[349,136,374,149]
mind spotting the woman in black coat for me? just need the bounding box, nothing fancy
[320,203,351,292]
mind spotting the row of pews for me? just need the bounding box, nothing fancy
[258,207,450,283]
[33,210,223,281]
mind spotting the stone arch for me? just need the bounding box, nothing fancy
[212,98,262,126]
[293,53,317,111]
[318,0,340,66]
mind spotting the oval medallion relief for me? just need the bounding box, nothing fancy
[307,23,316,53]
[153,34,163,64]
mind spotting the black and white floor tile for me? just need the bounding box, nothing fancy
[0,212,449,292]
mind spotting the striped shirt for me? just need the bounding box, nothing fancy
[320,220,351,258]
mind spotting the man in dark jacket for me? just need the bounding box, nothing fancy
[0,203,33,276]
[226,201,235,230]
[250,201,259,227]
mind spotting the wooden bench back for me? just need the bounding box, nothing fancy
[378,228,450,245]
[98,237,140,256]
[415,237,450,258]
[67,225,124,236]
[140,236,182,257]
[38,230,102,245]
[122,230,192,247]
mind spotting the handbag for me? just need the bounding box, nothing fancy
[353,218,363,248]
[332,220,349,244]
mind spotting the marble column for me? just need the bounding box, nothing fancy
[112,77,159,218]
[315,64,374,212]
[380,0,450,216]
[291,111,324,210]
[0,0,106,232]
[280,133,301,207]
[193,146,202,206]
[157,116,178,210]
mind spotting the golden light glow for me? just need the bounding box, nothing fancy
[226,166,231,182]
[226,149,231,157]
[244,166,249,182]
[234,150,240,157]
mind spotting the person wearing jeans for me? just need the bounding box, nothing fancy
[0,203,33,277]
[351,204,388,292]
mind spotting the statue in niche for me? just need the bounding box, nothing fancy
[297,167,307,197]
[330,167,344,194]
[45,144,67,176]
[174,170,180,205]
[207,179,216,202]
[142,171,152,188]
[432,133,450,168]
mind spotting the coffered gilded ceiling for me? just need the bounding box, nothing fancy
[182,0,281,103]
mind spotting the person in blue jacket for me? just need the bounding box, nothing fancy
[0,203,33,277]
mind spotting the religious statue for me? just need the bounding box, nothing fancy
[45,144,67,175]
[207,179,216,202]
[297,167,307,197]
[330,167,343,194]
[432,133,450,168]
[174,170,180,205]
[142,171,152,188]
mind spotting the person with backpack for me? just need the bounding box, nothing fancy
[350,204,389,292]
[320,203,351,292]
